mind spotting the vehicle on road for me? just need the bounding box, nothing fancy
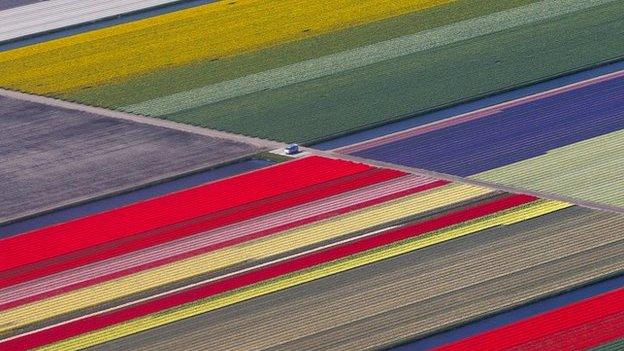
[284,143,300,155]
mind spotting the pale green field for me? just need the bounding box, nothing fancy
[473,131,624,207]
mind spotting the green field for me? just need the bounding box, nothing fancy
[154,1,624,142]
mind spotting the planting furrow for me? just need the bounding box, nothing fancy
[117,206,618,351]
[125,0,612,116]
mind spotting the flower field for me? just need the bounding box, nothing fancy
[0,0,183,43]
[434,287,624,351]
[1,0,623,349]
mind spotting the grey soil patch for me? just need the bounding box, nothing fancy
[0,95,262,222]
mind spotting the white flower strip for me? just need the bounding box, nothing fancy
[0,0,181,43]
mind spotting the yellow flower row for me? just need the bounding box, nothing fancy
[0,0,451,95]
